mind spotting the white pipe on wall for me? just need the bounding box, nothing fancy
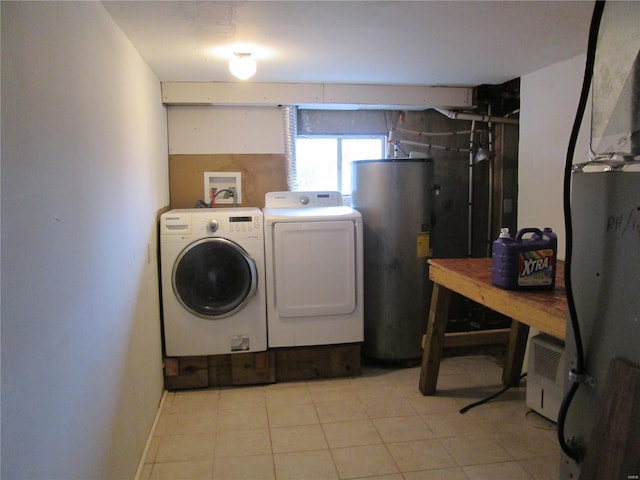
[435,108,519,125]
[468,120,476,257]
[487,105,494,256]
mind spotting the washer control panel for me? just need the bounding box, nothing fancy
[227,214,262,233]
[168,209,263,238]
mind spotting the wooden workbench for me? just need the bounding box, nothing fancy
[419,257,567,395]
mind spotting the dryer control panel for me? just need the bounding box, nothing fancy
[265,191,343,208]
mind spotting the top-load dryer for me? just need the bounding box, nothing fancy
[263,191,363,347]
[160,208,267,356]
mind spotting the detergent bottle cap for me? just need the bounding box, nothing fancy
[499,228,511,239]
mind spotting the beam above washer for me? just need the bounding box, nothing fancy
[161,82,473,110]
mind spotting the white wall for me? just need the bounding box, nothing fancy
[518,54,591,368]
[168,106,285,154]
[519,54,591,260]
[1,2,168,478]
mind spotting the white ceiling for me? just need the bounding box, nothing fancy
[103,0,595,87]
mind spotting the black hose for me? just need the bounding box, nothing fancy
[459,373,527,414]
[557,0,606,463]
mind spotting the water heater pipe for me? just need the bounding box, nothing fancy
[468,120,476,257]
[487,105,494,256]
[394,139,470,153]
[435,108,519,125]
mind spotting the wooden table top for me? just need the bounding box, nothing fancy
[428,257,567,340]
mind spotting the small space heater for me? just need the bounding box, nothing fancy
[526,333,566,422]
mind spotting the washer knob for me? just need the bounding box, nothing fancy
[209,219,219,232]
[300,195,310,205]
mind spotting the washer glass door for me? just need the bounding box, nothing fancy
[173,238,257,319]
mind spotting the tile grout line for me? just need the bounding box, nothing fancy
[313,394,351,480]
[265,389,277,480]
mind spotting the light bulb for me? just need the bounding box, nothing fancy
[474,146,490,163]
[229,53,256,80]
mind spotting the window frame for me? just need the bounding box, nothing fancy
[294,134,387,194]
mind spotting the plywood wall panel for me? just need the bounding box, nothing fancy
[169,154,288,208]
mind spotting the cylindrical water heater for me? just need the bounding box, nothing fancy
[351,158,434,364]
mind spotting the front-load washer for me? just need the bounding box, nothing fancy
[263,191,363,347]
[160,208,267,356]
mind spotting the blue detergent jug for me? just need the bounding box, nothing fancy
[491,227,557,290]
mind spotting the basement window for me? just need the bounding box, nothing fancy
[295,135,386,195]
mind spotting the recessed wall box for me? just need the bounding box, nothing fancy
[204,172,242,205]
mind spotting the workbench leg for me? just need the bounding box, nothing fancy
[419,284,452,395]
[502,320,530,387]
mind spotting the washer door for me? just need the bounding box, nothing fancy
[173,237,258,319]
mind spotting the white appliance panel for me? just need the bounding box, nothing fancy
[273,221,356,318]
[160,208,267,356]
[562,171,640,478]
[263,191,364,348]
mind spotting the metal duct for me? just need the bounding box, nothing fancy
[282,105,298,190]
[591,1,640,157]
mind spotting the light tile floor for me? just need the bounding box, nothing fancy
[140,354,560,480]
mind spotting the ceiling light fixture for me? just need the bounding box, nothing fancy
[229,52,256,80]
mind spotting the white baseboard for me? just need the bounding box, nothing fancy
[134,390,168,480]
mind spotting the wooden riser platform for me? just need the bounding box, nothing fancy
[164,344,361,390]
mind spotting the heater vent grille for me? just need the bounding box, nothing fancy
[527,334,566,422]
